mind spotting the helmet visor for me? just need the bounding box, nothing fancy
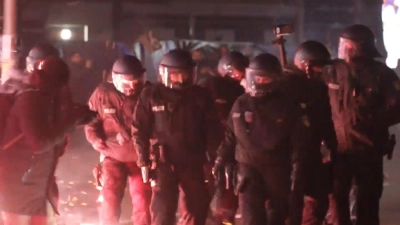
[301,60,326,78]
[159,65,195,89]
[338,37,355,61]
[26,56,39,73]
[245,68,277,97]
[112,72,145,96]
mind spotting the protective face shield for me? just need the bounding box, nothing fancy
[112,72,145,96]
[338,37,357,62]
[245,68,278,97]
[300,60,325,78]
[159,65,195,90]
[223,64,245,82]
[26,56,39,73]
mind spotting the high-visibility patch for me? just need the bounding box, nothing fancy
[152,105,165,112]
[328,83,340,90]
[232,112,241,118]
[244,111,253,123]
[104,108,116,114]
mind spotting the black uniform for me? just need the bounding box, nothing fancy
[324,58,400,225]
[280,67,337,225]
[198,76,245,124]
[325,24,400,225]
[197,75,244,224]
[217,90,315,225]
[132,83,221,225]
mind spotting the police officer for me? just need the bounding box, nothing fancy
[197,51,247,224]
[132,49,221,225]
[213,53,315,225]
[287,40,337,225]
[84,55,151,225]
[216,51,249,89]
[327,24,400,225]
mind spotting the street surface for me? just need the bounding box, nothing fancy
[55,127,400,224]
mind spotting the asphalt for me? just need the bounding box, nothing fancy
[55,127,400,225]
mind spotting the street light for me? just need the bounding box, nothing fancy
[60,29,72,40]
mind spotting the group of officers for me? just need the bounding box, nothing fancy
[0,23,399,225]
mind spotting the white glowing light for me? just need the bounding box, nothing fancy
[382,3,400,68]
[60,29,72,40]
[96,194,104,203]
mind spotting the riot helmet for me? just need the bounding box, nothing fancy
[338,24,381,62]
[246,53,283,97]
[217,51,249,82]
[26,43,60,73]
[31,56,70,91]
[159,49,196,90]
[111,55,146,96]
[294,40,331,77]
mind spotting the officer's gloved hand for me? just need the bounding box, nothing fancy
[137,156,152,183]
[212,157,225,181]
[137,155,151,168]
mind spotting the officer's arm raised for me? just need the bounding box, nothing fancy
[132,88,154,166]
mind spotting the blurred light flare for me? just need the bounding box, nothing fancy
[60,29,72,40]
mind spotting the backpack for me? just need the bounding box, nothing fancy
[322,58,384,152]
[0,80,36,148]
